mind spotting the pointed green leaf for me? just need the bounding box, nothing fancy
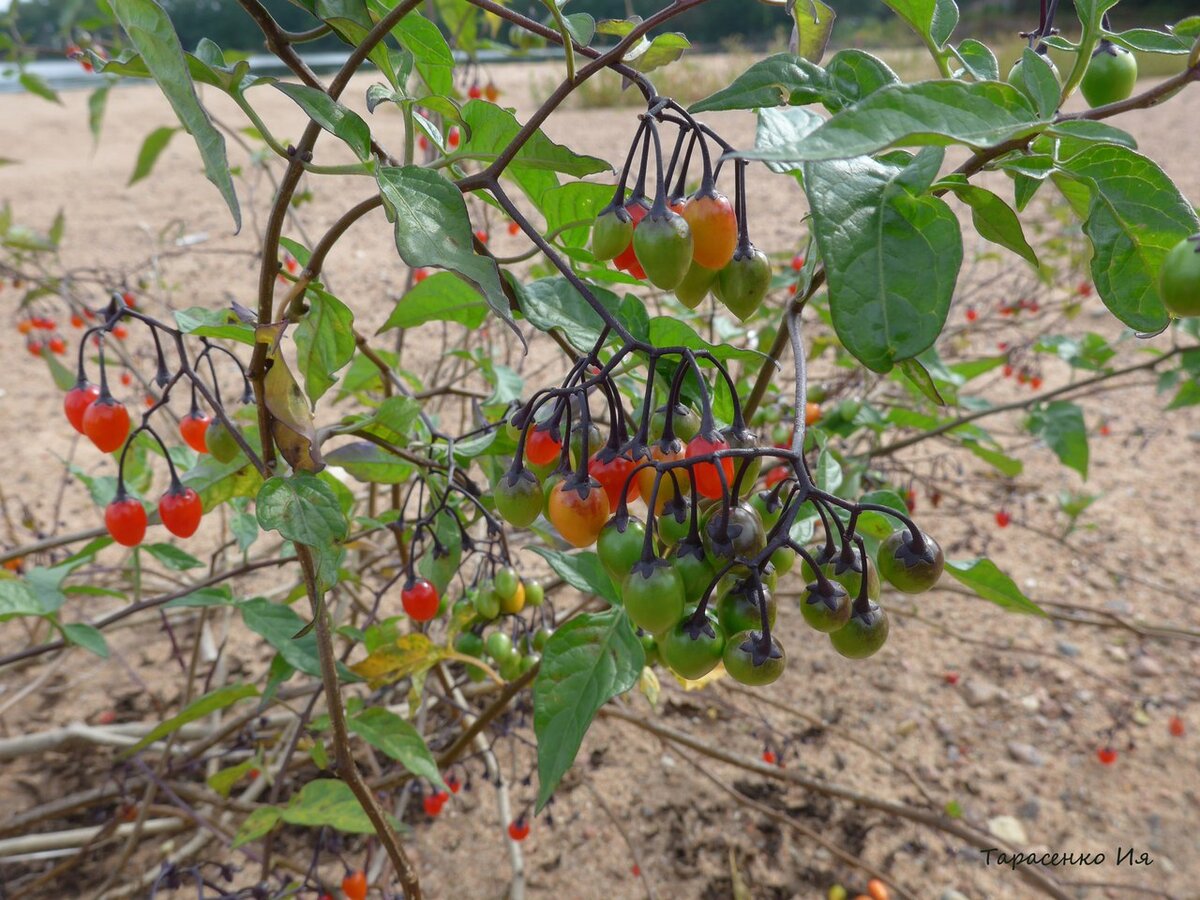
[945,558,1046,616]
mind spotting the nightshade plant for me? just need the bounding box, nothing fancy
[2,0,1200,896]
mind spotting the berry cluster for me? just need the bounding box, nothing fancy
[60,293,252,548]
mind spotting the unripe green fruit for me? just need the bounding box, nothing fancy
[485,631,515,663]
[592,206,634,260]
[1080,43,1137,108]
[206,419,241,463]
[622,561,685,635]
[723,630,786,685]
[524,580,545,606]
[650,403,700,444]
[675,260,718,309]
[877,529,944,593]
[1159,236,1200,318]
[633,210,693,290]
[660,610,725,680]
[597,516,646,582]
[716,245,771,321]
[454,631,484,658]
[473,587,500,620]
[829,602,890,659]
[493,566,520,601]
[1007,52,1060,101]
[495,468,542,527]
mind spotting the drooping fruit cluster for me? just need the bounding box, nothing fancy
[591,99,771,322]
[451,565,547,683]
[493,313,946,685]
[59,293,254,548]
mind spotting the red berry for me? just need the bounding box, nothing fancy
[413,267,429,284]
[1016,371,1029,384]
[762,749,776,765]
[402,578,439,621]
[342,871,368,900]
[787,283,797,294]
[686,434,734,500]
[423,793,444,816]
[474,229,488,244]
[159,486,203,538]
[448,127,460,149]
[446,775,461,794]
[588,453,638,507]
[1002,364,1014,378]
[418,134,430,152]
[524,426,562,466]
[507,819,530,841]
[112,325,127,340]
[82,398,131,452]
[144,394,157,408]
[96,709,117,725]
[1030,376,1043,389]
[49,337,66,355]
[790,254,805,271]
[120,371,133,386]
[997,341,1008,350]
[122,291,136,307]
[508,220,520,236]
[64,382,101,433]
[965,308,977,322]
[1077,281,1092,296]
[26,340,42,357]
[1169,716,1184,737]
[179,413,211,454]
[905,489,916,514]
[764,466,787,488]
[1096,746,1117,765]
[105,496,147,547]
[1099,424,1111,436]
[994,510,1011,528]
[71,314,84,328]
[631,864,641,877]
[944,671,960,685]
[468,83,482,99]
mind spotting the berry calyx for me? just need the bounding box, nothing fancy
[158,484,203,538]
[105,494,147,547]
[402,578,440,622]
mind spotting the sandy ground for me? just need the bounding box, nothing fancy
[1,56,1199,900]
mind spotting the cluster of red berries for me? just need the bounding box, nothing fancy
[18,314,69,356]
[1000,297,1041,316]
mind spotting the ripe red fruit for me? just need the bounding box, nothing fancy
[448,127,461,149]
[112,325,128,340]
[159,485,203,538]
[508,220,520,236]
[507,819,530,841]
[413,267,429,283]
[105,496,147,547]
[944,671,960,685]
[905,489,916,513]
[468,83,482,99]
[26,340,42,357]
[995,510,1011,528]
[64,382,101,433]
[423,792,447,816]
[48,337,65,354]
[1030,376,1043,390]
[686,434,734,500]
[1096,746,1117,765]
[70,314,84,328]
[179,413,211,453]
[474,229,488,244]
[1077,281,1093,296]
[764,466,787,488]
[418,134,430,152]
[402,578,439,621]
[613,203,648,279]
[82,398,131,452]
[588,453,638,507]
[122,291,136,307]
[1099,424,1111,436]
[632,864,641,877]
[965,307,978,322]
[524,426,563,466]
[96,709,117,725]
[342,871,368,900]
[120,372,133,386]
[1002,364,1014,378]
[1169,716,1184,737]
[791,254,805,271]
[762,749,776,765]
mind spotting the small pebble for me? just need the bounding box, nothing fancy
[1007,741,1045,767]
[988,815,1028,845]
[1056,641,1080,658]
[1132,656,1163,678]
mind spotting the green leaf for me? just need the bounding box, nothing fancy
[533,608,643,809]
[898,358,945,405]
[689,53,830,113]
[142,542,204,571]
[1105,27,1191,54]
[754,107,823,174]
[804,149,962,372]
[823,49,902,111]
[938,179,1038,267]
[164,586,237,609]
[111,0,240,229]
[539,182,615,248]
[945,558,1046,616]
[383,8,454,95]
[232,806,281,848]
[174,306,256,345]
[347,708,447,790]
[19,71,62,104]
[1056,145,1199,334]
[378,271,488,331]
[256,472,349,546]
[294,288,356,404]
[954,39,998,81]
[274,82,372,161]
[624,31,691,73]
[280,778,382,834]
[791,0,836,63]
[959,438,1023,476]
[0,580,45,621]
[240,597,325,677]
[527,548,618,605]
[646,317,765,365]
[61,623,109,657]
[880,0,956,47]
[739,80,1041,163]
[1027,400,1089,478]
[376,166,513,330]
[325,442,413,484]
[1014,48,1060,119]
[125,683,259,755]
[128,126,179,186]
[514,276,623,351]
